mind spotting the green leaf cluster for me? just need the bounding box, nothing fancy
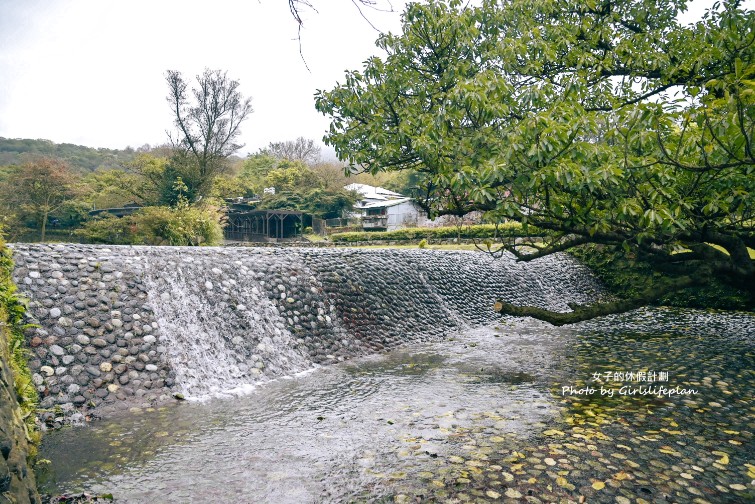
[0,227,39,449]
[317,0,755,306]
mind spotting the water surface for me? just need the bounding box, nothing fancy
[38,309,755,503]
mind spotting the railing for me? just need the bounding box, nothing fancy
[362,216,388,229]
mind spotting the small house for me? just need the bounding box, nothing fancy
[345,183,427,231]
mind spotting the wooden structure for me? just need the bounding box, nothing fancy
[88,202,142,218]
[224,206,303,242]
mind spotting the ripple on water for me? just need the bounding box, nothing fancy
[38,308,754,503]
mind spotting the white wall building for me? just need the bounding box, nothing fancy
[345,183,427,231]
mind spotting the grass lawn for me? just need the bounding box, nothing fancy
[332,243,488,251]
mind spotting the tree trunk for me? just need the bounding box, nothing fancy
[40,210,48,243]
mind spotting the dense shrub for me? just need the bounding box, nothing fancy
[77,204,224,246]
[75,214,137,245]
[134,205,224,246]
[329,223,531,242]
[570,245,751,311]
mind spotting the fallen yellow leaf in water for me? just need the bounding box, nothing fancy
[614,471,631,481]
[659,448,680,456]
[712,451,730,465]
[592,481,605,490]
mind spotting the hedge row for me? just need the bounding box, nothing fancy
[329,223,534,242]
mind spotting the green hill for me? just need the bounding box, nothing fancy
[0,137,140,173]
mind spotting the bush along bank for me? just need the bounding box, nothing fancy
[328,223,533,243]
[0,233,41,503]
[569,244,752,312]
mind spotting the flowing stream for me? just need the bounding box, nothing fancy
[11,245,753,502]
[37,309,755,503]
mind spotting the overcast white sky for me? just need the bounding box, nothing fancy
[0,0,746,159]
[0,0,409,158]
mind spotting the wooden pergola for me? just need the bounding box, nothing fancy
[224,208,303,242]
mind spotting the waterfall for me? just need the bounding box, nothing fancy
[141,253,313,398]
[11,244,605,409]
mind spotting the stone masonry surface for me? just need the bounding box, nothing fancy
[10,244,603,423]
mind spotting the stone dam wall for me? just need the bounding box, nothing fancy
[10,244,603,424]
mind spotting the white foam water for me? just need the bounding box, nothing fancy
[142,255,312,399]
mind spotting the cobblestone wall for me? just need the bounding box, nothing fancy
[11,244,603,423]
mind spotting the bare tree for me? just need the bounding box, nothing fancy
[288,0,397,68]
[288,1,396,29]
[263,137,321,165]
[166,68,253,202]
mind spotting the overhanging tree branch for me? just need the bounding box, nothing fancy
[504,235,593,261]
[494,274,704,326]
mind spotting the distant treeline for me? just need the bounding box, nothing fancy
[0,137,142,173]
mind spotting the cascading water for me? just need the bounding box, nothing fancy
[11,244,606,410]
[17,245,755,504]
[141,253,314,398]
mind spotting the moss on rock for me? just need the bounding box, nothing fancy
[0,232,41,503]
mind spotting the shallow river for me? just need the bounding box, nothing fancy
[38,309,754,503]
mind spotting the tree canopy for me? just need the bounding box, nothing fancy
[261,137,322,164]
[316,0,755,322]
[0,137,140,173]
[1,158,80,242]
[256,159,359,219]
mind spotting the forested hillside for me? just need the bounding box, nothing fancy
[0,137,141,173]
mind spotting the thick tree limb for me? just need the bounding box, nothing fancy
[504,235,592,261]
[494,274,703,326]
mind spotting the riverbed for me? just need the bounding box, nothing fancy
[38,308,754,503]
